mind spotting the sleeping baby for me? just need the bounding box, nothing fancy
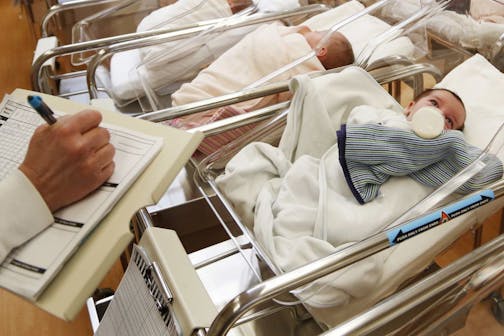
[166,23,354,155]
[170,23,355,108]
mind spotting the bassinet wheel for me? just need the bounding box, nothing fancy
[490,292,504,325]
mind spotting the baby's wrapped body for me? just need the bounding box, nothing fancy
[170,23,330,109]
[167,21,353,154]
[110,0,235,101]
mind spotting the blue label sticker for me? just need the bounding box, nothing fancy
[387,190,494,246]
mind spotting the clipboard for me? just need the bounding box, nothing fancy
[10,89,203,320]
[95,228,217,336]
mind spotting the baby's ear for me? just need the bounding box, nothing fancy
[404,100,415,117]
[316,47,327,58]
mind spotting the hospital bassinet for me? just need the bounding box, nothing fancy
[101,56,504,335]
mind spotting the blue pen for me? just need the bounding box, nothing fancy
[27,95,57,125]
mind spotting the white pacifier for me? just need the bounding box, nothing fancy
[410,106,444,139]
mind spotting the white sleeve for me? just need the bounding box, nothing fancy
[347,105,410,130]
[0,169,53,263]
[256,0,300,12]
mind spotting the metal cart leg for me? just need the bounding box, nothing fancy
[489,209,504,325]
[490,292,504,325]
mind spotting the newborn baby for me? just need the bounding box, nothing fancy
[348,88,466,138]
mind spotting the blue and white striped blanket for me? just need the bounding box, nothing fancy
[337,123,503,204]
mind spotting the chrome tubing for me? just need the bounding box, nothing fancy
[131,207,153,242]
[370,62,443,96]
[41,0,123,37]
[322,235,504,336]
[50,69,87,81]
[33,19,226,92]
[136,81,289,122]
[365,54,415,71]
[190,102,290,138]
[138,62,443,124]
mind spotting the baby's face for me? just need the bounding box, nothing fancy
[404,90,466,130]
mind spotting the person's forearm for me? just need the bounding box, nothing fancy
[0,109,115,263]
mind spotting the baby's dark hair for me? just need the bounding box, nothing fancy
[414,88,466,131]
[414,88,465,110]
[323,32,355,69]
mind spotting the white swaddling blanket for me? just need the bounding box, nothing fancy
[171,22,324,108]
[136,0,233,62]
[379,0,504,58]
[216,67,436,306]
[137,0,230,31]
[252,0,300,13]
[137,0,301,36]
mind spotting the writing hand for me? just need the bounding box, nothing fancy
[19,110,115,212]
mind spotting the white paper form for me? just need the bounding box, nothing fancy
[0,95,163,300]
[95,246,182,336]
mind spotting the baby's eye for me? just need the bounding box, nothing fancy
[429,99,439,107]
